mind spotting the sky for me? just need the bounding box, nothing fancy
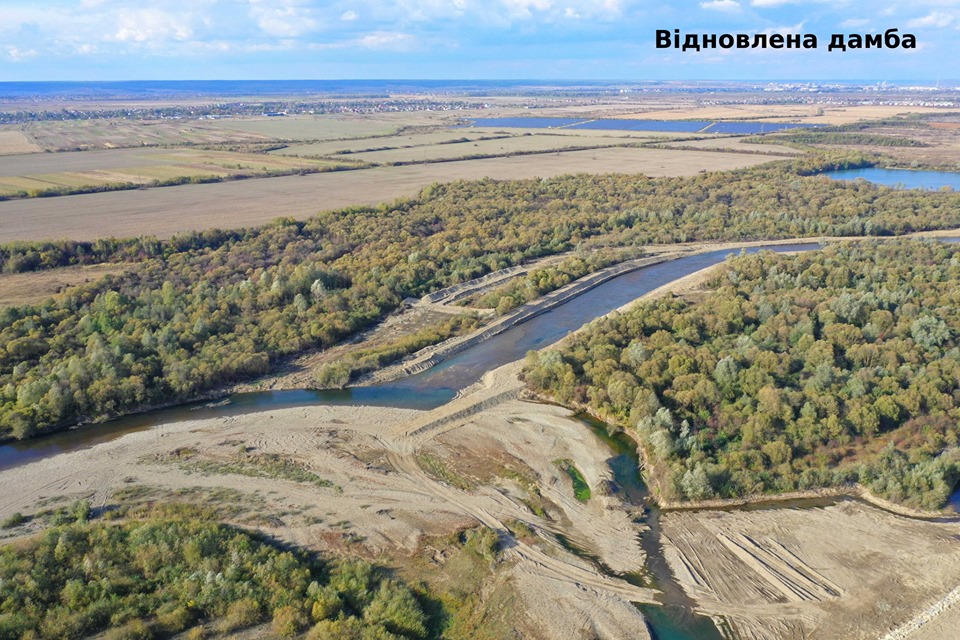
[0,0,958,81]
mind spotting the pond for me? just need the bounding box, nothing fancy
[825,167,960,191]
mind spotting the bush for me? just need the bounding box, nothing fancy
[0,512,26,529]
[272,605,308,637]
[217,597,263,633]
[103,620,153,640]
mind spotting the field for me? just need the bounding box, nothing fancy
[272,128,692,159]
[344,133,630,164]
[4,113,448,153]
[0,130,41,155]
[0,146,778,241]
[612,104,955,125]
[211,113,433,140]
[661,136,801,155]
[0,148,346,197]
[0,263,129,307]
[271,130,508,157]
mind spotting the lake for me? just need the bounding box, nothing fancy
[825,167,960,191]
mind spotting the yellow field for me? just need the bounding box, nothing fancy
[346,134,628,164]
[661,136,801,155]
[0,263,129,307]
[612,104,957,125]
[0,149,343,196]
[0,146,779,242]
[0,130,41,155]
[212,114,411,140]
[271,131,506,157]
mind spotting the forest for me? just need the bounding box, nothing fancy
[524,241,960,510]
[0,511,429,639]
[6,153,960,439]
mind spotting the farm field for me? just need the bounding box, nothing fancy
[211,112,441,140]
[0,148,346,197]
[661,135,802,155]
[4,112,455,152]
[612,104,954,124]
[344,133,631,164]
[0,130,41,155]
[0,146,779,241]
[0,263,130,307]
[270,130,517,157]
[272,128,691,159]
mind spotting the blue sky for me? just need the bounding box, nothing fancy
[0,0,957,81]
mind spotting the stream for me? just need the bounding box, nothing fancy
[4,239,960,639]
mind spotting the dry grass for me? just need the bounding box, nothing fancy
[0,263,129,307]
[212,114,408,140]
[271,131,505,157]
[346,134,627,164]
[19,119,267,151]
[612,104,956,125]
[0,130,41,155]
[0,148,344,196]
[661,136,801,155]
[0,146,779,242]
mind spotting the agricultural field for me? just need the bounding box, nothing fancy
[12,119,268,151]
[661,135,802,155]
[612,104,954,125]
[0,263,129,307]
[5,112,456,153]
[0,146,780,241]
[0,148,347,197]
[343,133,630,164]
[212,112,442,140]
[0,130,41,155]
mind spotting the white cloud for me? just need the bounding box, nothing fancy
[907,11,955,28]
[341,10,358,21]
[700,0,741,12]
[248,0,320,38]
[839,18,869,28]
[356,31,416,50]
[4,46,36,61]
[113,9,193,43]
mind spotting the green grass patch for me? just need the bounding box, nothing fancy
[555,459,591,502]
[416,454,475,491]
[173,451,340,491]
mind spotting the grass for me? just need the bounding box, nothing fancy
[168,450,341,491]
[555,459,591,503]
[345,135,628,164]
[416,453,476,491]
[1,512,27,529]
[0,263,129,308]
[0,148,350,198]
